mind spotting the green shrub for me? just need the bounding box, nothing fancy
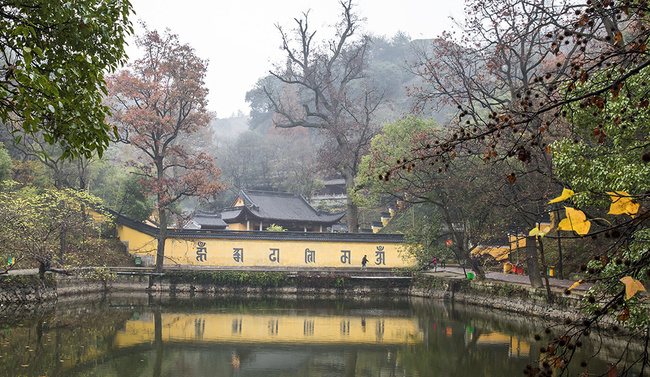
[167,271,290,288]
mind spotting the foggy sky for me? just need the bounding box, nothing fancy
[125,0,463,118]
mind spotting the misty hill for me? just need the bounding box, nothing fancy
[210,115,250,144]
[244,34,453,133]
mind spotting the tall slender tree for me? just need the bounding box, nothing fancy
[107,28,224,272]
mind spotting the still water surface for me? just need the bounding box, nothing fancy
[0,294,628,376]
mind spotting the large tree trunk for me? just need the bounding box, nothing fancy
[346,196,359,233]
[38,261,47,279]
[525,236,543,288]
[466,246,486,280]
[155,160,166,273]
[342,169,359,233]
[155,207,167,273]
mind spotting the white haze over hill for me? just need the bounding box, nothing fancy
[125,0,463,119]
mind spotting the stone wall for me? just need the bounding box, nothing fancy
[112,272,413,297]
[0,275,56,303]
[1,271,587,323]
[409,275,585,321]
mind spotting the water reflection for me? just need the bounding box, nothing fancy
[116,312,422,347]
[0,294,632,377]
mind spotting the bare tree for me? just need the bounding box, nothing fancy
[404,0,570,287]
[264,0,384,232]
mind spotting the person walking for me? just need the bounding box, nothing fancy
[361,255,368,270]
[433,257,438,271]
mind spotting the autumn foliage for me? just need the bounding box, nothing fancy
[107,28,224,271]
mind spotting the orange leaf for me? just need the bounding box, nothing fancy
[558,207,591,235]
[601,255,610,266]
[620,276,646,300]
[568,279,585,290]
[615,31,623,42]
[607,191,639,217]
[549,188,575,204]
[618,307,630,323]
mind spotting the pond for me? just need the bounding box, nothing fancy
[0,293,637,376]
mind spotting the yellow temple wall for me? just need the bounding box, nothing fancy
[116,224,157,254]
[116,223,412,269]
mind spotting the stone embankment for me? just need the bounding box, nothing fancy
[0,275,55,303]
[2,266,589,321]
[411,273,585,321]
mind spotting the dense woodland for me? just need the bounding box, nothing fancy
[1,0,650,375]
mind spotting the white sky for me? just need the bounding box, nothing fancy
[125,0,464,118]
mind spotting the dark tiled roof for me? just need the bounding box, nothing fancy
[219,206,246,222]
[191,209,227,229]
[104,208,402,242]
[235,189,346,224]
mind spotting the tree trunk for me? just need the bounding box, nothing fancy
[342,169,359,233]
[344,350,358,377]
[59,229,66,258]
[155,158,166,273]
[537,237,553,302]
[38,261,46,279]
[155,207,167,273]
[467,249,486,280]
[525,236,543,288]
[346,195,359,233]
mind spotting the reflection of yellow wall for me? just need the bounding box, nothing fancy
[116,224,412,268]
[114,313,422,348]
[475,332,530,357]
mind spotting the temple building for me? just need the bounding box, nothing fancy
[187,189,346,232]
